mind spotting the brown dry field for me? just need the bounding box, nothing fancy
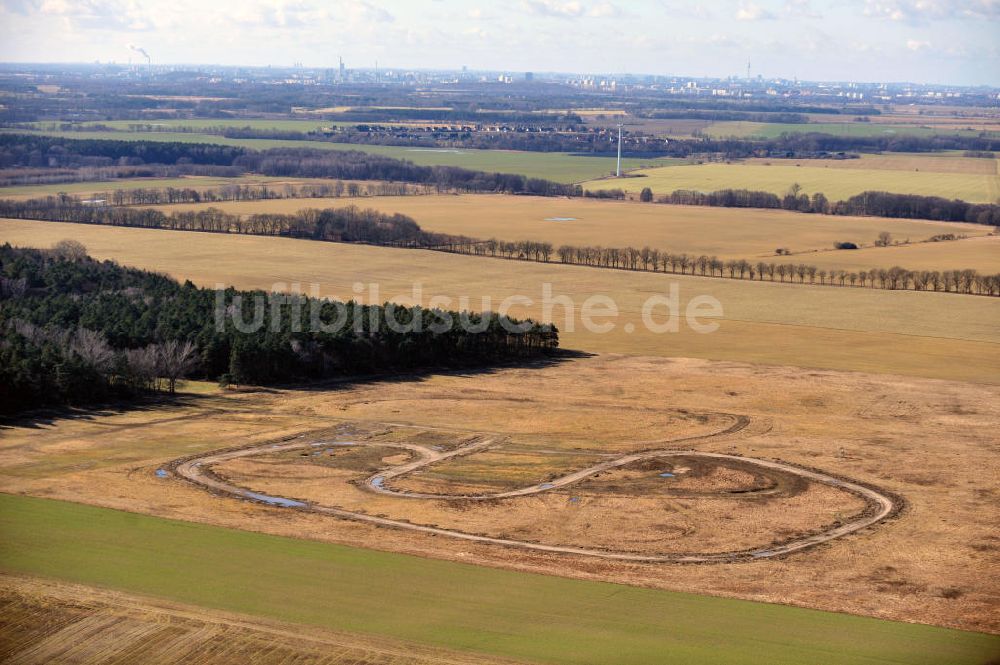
[745,152,999,175]
[142,194,998,274]
[0,574,514,665]
[1,355,998,632]
[2,218,999,383]
[591,160,999,204]
[800,234,1000,273]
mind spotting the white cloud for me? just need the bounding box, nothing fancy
[342,0,394,23]
[520,0,585,18]
[736,2,776,20]
[587,2,622,17]
[863,0,1000,22]
[784,0,821,18]
[0,0,997,85]
[1,0,40,14]
[229,1,324,28]
[33,0,158,31]
[658,1,716,19]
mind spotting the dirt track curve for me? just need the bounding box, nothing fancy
[170,418,900,564]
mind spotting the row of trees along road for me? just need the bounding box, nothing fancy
[1,196,997,296]
[439,237,1000,295]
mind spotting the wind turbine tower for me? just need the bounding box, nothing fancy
[616,123,623,177]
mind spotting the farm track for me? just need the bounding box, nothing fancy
[171,415,899,564]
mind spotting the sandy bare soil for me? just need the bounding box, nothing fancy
[1,354,997,632]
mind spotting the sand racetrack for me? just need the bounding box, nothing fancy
[171,417,900,564]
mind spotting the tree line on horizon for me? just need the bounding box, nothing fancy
[0,134,580,197]
[586,186,1000,226]
[93,180,430,206]
[0,196,460,246]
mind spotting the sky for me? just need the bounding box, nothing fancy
[0,0,998,86]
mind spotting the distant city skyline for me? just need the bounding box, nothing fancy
[1,0,998,86]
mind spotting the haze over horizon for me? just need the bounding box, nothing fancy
[1,0,998,86]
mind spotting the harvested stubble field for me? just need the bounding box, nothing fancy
[585,157,1000,202]
[1,354,998,642]
[2,218,998,382]
[143,194,999,274]
[0,575,509,665]
[800,234,1000,273]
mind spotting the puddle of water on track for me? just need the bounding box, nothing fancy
[659,473,675,478]
[371,476,385,489]
[539,483,555,489]
[244,491,306,508]
[155,469,168,478]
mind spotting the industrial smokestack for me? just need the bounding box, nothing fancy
[128,44,151,66]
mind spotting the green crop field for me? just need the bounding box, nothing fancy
[585,160,1000,202]
[6,129,678,183]
[1,493,996,665]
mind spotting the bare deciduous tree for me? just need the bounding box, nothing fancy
[70,328,115,373]
[157,340,199,393]
[51,239,88,261]
[125,346,159,391]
